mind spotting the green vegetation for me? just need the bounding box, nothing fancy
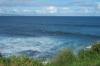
[0,56,43,66]
[0,42,100,66]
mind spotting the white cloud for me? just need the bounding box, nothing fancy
[46,6,58,13]
[35,10,47,14]
[61,7,71,13]
[97,3,100,9]
[34,6,58,14]
[0,5,100,16]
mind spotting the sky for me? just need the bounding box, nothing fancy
[0,0,100,16]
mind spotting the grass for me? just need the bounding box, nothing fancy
[0,42,100,66]
[0,56,43,66]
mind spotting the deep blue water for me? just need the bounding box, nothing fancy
[0,16,100,58]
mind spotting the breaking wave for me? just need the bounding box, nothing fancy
[0,35,99,58]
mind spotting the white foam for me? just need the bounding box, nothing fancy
[0,36,94,57]
[0,36,62,54]
[86,45,92,49]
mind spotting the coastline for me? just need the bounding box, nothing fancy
[0,42,100,66]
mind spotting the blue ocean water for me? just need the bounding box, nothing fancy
[0,16,100,58]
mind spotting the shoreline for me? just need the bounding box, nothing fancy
[0,42,100,66]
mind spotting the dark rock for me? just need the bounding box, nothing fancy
[0,53,2,57]
[18,50,41,57]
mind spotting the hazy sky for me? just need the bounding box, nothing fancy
[0,0,100,16]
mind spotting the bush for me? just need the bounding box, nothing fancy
[91,42,100,53]
[0,57,10,66]
[48,49,77,66]
[9,56,43,66]
[0,56,43,66]
[48,42,100,66]
[78,42,100,66]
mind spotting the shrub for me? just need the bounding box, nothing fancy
[78,42,100,66]
[49,49,77,66]
[91,42,100,53]
[0,57,10,66]
[9,56,43,66]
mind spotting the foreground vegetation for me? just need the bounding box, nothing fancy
[0,42,100,66]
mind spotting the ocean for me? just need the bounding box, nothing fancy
[0,16,100,58]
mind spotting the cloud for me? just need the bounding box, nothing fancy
[0,5,100,16]
[0,0,100,16]
[34,6,58,14]
[47,6,58,13]
[97,3,100,9]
